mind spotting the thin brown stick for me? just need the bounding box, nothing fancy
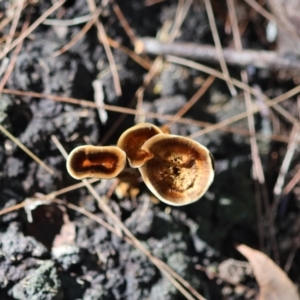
[1,88,295,144]
[253,176,264,251]
[135,0,192,127]
[271,126,300,219]
[283,166,300,195]
[265,125,299,265]
[0,0,66,61]
[0,16,30,91]
[0,0,24,79]
[112,2,137,45]
[0,178,99,217]
[0,1,28,33]
[203,0,236,96]
[86,0,122,96]
[145,0,165,6]
[244,0,279,24]
[0,32,35,44]
[0,124,54,175]
[284,237,300,273]
[229,0,284,264]
[2,0,24,57]
[105,178,120,199]
[135,57,163,123]
[54,198,118,234]
[164,75,215,128]
[284,218,300,273]
[0,201,29,217]
[107,36,152,70]
[227,0,269,253]
[243,0,299,40]
[274,126,299,197]
[52,8,102,57]
[50,178,100,198]
[168,0,192,42]
[0,15,14,33]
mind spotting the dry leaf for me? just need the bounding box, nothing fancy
[237,244,299,300]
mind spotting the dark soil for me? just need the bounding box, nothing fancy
[0,0,300,299]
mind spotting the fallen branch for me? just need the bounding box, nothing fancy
[135,37,300,72]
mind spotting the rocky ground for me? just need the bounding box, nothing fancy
[0,0,300,299]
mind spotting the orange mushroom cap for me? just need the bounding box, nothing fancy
[117,123,163,168]
[138,134,214,206]
[66,145,126,180]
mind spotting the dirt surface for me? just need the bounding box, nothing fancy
[0,0,300,299]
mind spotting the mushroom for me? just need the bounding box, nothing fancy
[138,134,214,206]
[117,123,163,168]
[66,145,126,180]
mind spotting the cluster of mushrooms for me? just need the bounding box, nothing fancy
[66,123,215,206]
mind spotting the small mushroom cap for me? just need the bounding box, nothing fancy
[139,134,214,206]
[117,123,163,168]
[66,145,126,180]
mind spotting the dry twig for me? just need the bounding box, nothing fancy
[226,0,270,254]
[107,36,152,70]
[135,38,300,72]
[86,0,122,96]
[0,0,66,61]
[0,124,54,175]
[203,0,236,96]
[52,8,102,57]
[112,2,137,45]
[1,88,295,144]
[243,0,299,40]
[1,0,24,58]
[164,75,215,128]
[0,14,30,91]
[283,166,300,195]
[273,126,300,197]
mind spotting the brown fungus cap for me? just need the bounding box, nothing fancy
[117,123,163,168]
[139,134,214,206]
[66,145,126,180]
